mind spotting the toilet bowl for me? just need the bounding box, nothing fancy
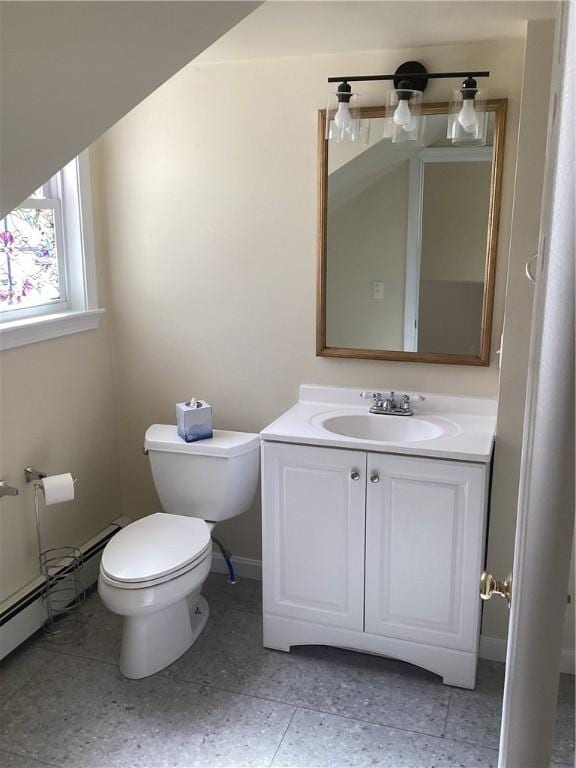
[98,427,259,679]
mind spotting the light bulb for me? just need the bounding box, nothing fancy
[334,101,352,131]
[403,114,418,133]
[393,99,412,127]
[457,100,478,133]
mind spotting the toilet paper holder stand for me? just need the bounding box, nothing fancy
[25,465,84,644]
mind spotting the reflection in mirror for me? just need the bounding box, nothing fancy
[319,103,505,365]
[417,153,491,355]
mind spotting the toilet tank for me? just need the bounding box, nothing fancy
[144,425,260,522]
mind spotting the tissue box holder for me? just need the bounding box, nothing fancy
[176,400,213,443]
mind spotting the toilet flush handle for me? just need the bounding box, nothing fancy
[142,447,149,456]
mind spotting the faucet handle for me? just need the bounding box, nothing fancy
[360,391,382,400]
[398,393,426,412]
[360,391,384,407]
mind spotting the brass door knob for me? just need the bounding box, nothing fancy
[480,571,512,607]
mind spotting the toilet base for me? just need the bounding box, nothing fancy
[119,595,209,679]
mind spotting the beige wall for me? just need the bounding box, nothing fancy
[0,1,260,216]
[326,163,408,349]
[93,38,526,637]
[418,159,491,356]
[0,0,260,604]
[0,158,120,602]
[421,162,491,283]
[418,281,484,356]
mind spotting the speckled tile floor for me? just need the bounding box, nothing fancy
[0,574,573,768]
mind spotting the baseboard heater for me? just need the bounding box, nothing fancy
[0,520,261,662]
[0,517,131,660]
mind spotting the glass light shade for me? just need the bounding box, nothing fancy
[383,89,424,143]
[325,92,369,144]
[448,88,488,144]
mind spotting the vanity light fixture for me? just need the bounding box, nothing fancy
[384,61,427,144]
[447,76,489,144]
[326,62,489,145]
[325,81,367,143]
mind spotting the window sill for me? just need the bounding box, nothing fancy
[0,308,105,351]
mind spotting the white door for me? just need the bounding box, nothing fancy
[365,453,487,651]
[261,442,366,630]
[498,5,575,765]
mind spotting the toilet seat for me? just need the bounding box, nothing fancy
[101,513,211,588]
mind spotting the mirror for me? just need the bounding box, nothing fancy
[317,100,506,365]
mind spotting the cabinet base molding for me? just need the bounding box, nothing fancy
[263,613,478,689]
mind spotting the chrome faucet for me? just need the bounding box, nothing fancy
[360,391,424,416]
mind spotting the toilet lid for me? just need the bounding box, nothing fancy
[145,425,260,458]
[101,513,211,584]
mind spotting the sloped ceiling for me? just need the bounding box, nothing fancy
[200,0,555,61]
[0,1,260,217]
[328,118,447,210]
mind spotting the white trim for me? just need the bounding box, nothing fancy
[404,156,423,351]
[79,154,99,310]
[480,634,574,675]
[479,634,507,663]
[210,552,262,581]
[417,146,493,164]
[0,308,104,351]
[0,298,69,324]
[63,152,98,311]
[560,648,574,675]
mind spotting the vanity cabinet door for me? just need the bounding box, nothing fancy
[262,442,366,630]
[365,453,487,652]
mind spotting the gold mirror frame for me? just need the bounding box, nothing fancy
[316,99,507,366]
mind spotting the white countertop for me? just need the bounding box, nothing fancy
[260,385,497,463]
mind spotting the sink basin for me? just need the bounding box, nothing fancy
[318,414,450,443]
[261,386,496,461]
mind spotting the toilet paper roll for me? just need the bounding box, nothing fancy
[41,473,75,505]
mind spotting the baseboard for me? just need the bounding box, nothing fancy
[479,634,508,663]
[211,552,262,581]
[480,634,575,675]
[0,518,130,660]
[560,648,575,675]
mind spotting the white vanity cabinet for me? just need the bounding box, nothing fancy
[261,443,366,631]
[261,441,490,689]
[364,453,487,653]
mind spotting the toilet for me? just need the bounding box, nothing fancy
[98,424,260,679]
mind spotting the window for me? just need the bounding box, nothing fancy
[0,153,103,350]
[1,186,66,320]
